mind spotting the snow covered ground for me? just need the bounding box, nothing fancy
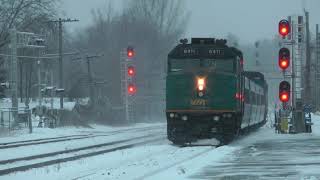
[192,114,320,180]
[0,98,76,111]
[0,98,76,133]
[1,113,320,180]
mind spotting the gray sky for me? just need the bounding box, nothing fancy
[61,0,320,44]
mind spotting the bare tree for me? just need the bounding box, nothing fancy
[0,0,59,48]
[0,57,7,98]
[65,1,190,122]
[127,0,189,39]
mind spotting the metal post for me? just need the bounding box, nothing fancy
[289,16,296,132]
[28,109,32,133]
[19,60,23,103]
[316,24,320,111]
[51,64,54,110]
[58,18,63,109]
[305,11,311,105]
[10,29,18,122]
[9,109,11,130]
[38,59,42,108]
[87,56,94,105]
[1,111,4,126]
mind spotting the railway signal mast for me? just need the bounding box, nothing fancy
[278,20,291,104]
[120,46,136,123]
[277,16,309,133]
[277,19,292,133]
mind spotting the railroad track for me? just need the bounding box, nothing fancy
[135,147,216,180]
[0,133,166,175]
[0,124,165,149]
[71,142,220,180]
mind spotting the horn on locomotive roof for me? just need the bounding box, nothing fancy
[179,38,188,44]
[191,38,227,45]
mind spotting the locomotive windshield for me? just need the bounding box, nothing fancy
[169,58,235,73]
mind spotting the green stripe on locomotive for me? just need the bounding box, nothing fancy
[166,72,237,110]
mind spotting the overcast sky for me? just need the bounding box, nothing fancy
[61,0,320,44]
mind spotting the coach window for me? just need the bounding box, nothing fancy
[244,89,249,103]
[250,92,254,105]
[202,59,234,73]
[254,93,257,105]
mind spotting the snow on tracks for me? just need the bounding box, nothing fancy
[0,134,166,176]
[0,124,166,176]
[0,125,164,149]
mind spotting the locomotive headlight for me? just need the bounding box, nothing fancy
[169,113,175,118]
[197,77,206,91]
[213,116,220,121]
[198,91,204,97]
[182,115,188,121]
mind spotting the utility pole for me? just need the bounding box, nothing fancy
[86,54,103,105]
[10,29,18,120]
[37,60,42,108]
[305,10,311,105]
[48,18,79,109]
[19,58,23,103]
[72,54,103,106]
[59,19,63,109]
[316,24,320,111]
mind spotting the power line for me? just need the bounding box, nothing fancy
[72,54,104,105]
[0,52,78,59]
[47,18,79,109]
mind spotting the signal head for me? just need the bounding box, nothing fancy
[127,66,135,77]
[279,81,290,102]
[279,48,290,70]
[127,46,135,58]
[279,19,290,37]
[128,84,136,95]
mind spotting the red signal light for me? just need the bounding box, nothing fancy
[279,20,290,37]
[279,48,290,70]
[128,51,134,57]
[280,92,289,102]
[128,66,135,76]
[279,59,289,70]
[127,46,134,58]
[128,84,136,95]
[279,81,290,102]
[281,27,287,34]
[235,92,244,101]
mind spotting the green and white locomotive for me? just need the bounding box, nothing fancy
[166,38,268,145]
